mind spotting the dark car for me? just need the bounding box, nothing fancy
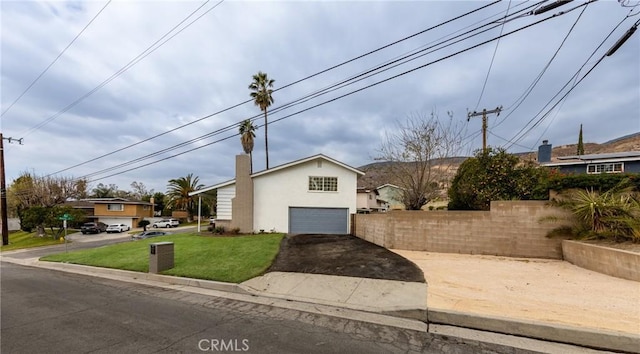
[131,231,169,240]
[81,222,107,234]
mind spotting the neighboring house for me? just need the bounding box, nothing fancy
[356,187,388,213]
[537,141,640,174]
[190,154,365,234]
[68,198,153,228]
[376,184,404,210]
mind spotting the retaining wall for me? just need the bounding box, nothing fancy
[562,240,640,282]
[353,201,572,259]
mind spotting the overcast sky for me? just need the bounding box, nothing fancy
[2,0,639,195]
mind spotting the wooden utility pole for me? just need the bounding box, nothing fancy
[467,106,502,153]
[1,134,23,245]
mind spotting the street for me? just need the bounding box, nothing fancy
[1,263,422,353]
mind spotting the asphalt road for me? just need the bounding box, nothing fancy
[1,263,424,353]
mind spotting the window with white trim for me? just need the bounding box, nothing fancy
[107,203,124,211]
[309,176,338,191]
[586,163,623,174]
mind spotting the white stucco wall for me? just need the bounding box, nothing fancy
[216,185,235,220]
[253,159,359,233]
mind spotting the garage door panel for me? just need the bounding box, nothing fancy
[289,207,348,234]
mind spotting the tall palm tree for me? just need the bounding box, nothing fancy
[239,119,257,172]
[248,71,275,169]
[166,173,204,220]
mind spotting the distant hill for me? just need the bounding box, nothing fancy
[359,132,640,188]
[521,131,640,161]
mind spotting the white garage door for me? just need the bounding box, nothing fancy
[289,207,348,235]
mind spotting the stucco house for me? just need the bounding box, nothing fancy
[356,187,389,213]
[190,154,365,234]
[68,198,153,228]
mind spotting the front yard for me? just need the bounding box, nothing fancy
[41,233,284,283]
[1,230,67,252]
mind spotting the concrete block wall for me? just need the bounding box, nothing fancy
[353,201,571,259]
[562,240,640,281]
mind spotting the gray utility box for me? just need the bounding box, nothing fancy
[149,242,174,273]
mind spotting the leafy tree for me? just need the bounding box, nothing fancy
[376,111,466,210]
[20,205,84,236]
[91,183,118,198]
[239,119,257,172]
[151,192,166,216]
[166,173,204,219]
[249,71,275,169]
[8,172,87,234]
[448,148,550,210]
[577,124,584,155]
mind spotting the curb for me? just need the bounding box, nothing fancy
[428,309,640,353]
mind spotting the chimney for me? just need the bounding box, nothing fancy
[230,154,254,233]
[538,140,552,163]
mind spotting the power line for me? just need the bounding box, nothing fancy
[503,12,634,149]
[492,1,590,131]
[85,4,579,182]
[18,0,223,138]
[474,0,512,110]
[1,0,112,118]
[46,0,506,177]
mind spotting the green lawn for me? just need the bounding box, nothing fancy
[41,233,284,283]
[1,230,67,252]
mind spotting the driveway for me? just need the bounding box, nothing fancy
[267,234,425,282]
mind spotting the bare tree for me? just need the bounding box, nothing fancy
[376,111,466,210]
[130,181,154,200]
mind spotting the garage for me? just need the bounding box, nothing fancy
[289,207,349,235]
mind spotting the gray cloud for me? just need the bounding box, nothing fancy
[2,0,638,194]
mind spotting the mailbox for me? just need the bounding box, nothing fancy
[149,242,174,273]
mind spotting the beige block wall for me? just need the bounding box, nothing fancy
[562,240,640,281]
[353,201,572,259]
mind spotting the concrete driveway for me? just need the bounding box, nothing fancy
[393,250,640,336]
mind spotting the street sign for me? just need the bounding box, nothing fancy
[58,213,73,221]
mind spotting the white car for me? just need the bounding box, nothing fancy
[153,219,179,228]
[106,224,130,233]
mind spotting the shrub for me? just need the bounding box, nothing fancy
[448,148,550,210]
[551,181,640,242]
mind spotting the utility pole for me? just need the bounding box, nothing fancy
[467,106,502,153]
[1,133,24,245]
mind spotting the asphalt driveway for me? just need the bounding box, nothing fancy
[267,234,425,283]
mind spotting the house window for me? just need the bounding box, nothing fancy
[309,176,338,191]
[587,163,623,174]
[107,203,124,211]
[143,205,150,210]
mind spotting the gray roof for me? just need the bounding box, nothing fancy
[556,151,640,161]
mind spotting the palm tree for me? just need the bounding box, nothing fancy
[239,119,257,172]
[248,71,275,169]
[166,173,204,220]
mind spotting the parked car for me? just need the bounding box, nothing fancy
[131,230,169,240]
[152,219,179,228]
[81,222,107,234]
[106,224,130,233]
